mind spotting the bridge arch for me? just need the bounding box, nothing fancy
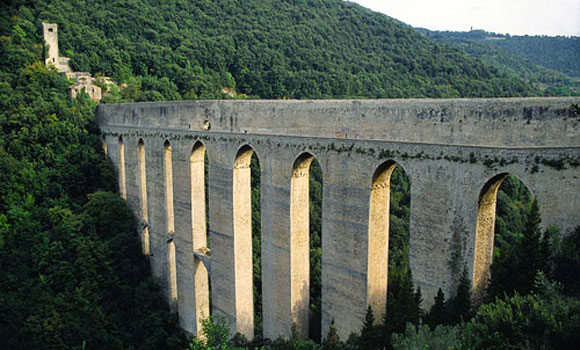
[164,140,178,307]
[137,138,149,255]
[366,159,411,319]
[117,136,126,200]
[190,141,210,333]
[473,172,533,300]
[233,144,261,338]
[290,151,324,338]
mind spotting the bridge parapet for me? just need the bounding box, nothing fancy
[97,97,580,148]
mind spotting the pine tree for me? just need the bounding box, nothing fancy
[414,286,423,323]
[362,305,375,332]
[384,266,422,335]
[517,199,544,294]
[360,305,375,350]
[322,319,342,350]
[360,305,381,350]
[486,243,517,301]
[382,266,423,349]
[487,198,551,300]
[424,288,446,329]
[539,226,555,279]
[448,266,473,324]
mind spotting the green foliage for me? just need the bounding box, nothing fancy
[384,265,423,339]
[490,35,580,78]
[486,176,533,299]
[189,316,233,350]
[309,158,323,341]
[322,320,346,350]
[269,323,322,350]
[446,266,473,324]
[2,0,537,102]
[461,288,580,349]
[388,166,411,269]
[424,288,447,329]
[0,16,185,348]
[487,198,552,300]
[250,153,263,337]
[493,175,532,252]
[270,337,321,350]
[418,29,580,96]
[552,226,580,297]
[359,306,382,350]
[391,323,460,350]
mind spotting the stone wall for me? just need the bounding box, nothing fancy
[97,97,580,340]
[67,72,102,101]
[97,97,580,147]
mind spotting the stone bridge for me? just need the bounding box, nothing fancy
[97,97,580,340]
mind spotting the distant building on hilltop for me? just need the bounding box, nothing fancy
[42,22,110,102]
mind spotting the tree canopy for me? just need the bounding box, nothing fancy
[418,29,580,96]
[3,0,539,102]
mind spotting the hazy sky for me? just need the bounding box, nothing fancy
[348,0,580,36]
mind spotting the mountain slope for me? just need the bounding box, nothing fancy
[0,38,186,350]
[2,0,536,100]
[417,29,580,96]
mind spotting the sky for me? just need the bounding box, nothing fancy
[347,0,580,36]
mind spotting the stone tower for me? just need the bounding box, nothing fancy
[42,22,59,65]
[42,22,71,72]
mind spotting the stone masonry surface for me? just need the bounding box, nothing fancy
[97,97,580,340]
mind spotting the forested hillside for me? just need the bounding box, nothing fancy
[417,29,580,96]
[3,0,538,101]
[2,0,580,349]
[0,19,186,349]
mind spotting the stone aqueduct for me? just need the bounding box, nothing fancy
[97,97,580,340]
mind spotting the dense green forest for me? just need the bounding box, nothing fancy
[417,29,580,96]
[2,0,580,349]
[3,0,540,101]
[0,20,186,350]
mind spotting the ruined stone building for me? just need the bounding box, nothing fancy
[43,22,107,102]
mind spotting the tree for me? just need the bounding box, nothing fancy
[518,200,545,287]
[322,320,344,350]
[359,306,382,350]
[552,226,580,297]
[461,290,580,349]
[424,288,446,329]
[0,23,184,347]
[487,198,550,300]
[384,266,422,337]
[391,323,460,350]
[189,316,232,350]
[447,266,473,324]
